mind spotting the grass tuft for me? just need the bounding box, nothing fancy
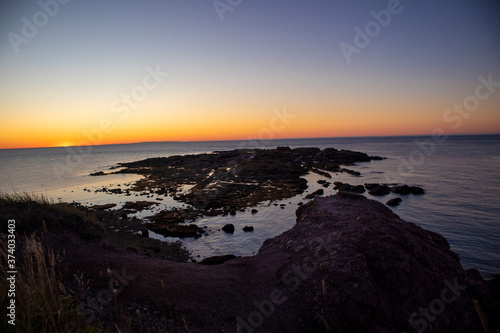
[0,235,82,332]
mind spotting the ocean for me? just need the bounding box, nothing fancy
[1,135,499,277]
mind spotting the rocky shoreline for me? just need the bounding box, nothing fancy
[2,192,498,332]
[91,147,426,241]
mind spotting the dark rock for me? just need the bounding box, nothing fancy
[147,223,203,238]
[122,201,158,211]
[364,183,379,190]
[251,209,258,214]
[391,185,426,195]
[199,254,238,265]
[351,185,366,193]
[276,146,291,152]
[283,195,490,332]
[89,203,116,210]
[116,147,384,212]
[368,185,391,196]
[222,224,235,233]
[141,229,149,237]
[341,168,361,176]
[242,226,254,232]
[309,168,332,178]
[333,181,344,189]
[89,171,105,176]
[229,210,237,216]
[391,185,412,195]
[322,182,331,188]
[317,179,327,185]
[410,186,425,195]
[386,197,402,206]
[337,183,352,192]
[305,189,324,199]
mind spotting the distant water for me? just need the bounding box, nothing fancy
[1,135,499,277]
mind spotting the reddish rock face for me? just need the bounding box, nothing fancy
[4,194,497,332]
[78,195,500,331]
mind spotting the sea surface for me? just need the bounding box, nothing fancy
[1,135,499,277]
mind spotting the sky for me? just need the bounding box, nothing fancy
[0,0,499,149]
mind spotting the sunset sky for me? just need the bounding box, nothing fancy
[1,0,499,149]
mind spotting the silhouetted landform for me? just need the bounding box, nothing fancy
[115,147,382,208]
[108,147,386,237]
[99,147,427,238]
[1,194,498,332]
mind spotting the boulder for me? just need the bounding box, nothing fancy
[222,224,235,233]
[391,185,425,195]
[351,185,366,193]
[305,189,324,199]
[410,186,425,194]
[368,185,391,196]
[386,197,402,206]
[364,183,379,190]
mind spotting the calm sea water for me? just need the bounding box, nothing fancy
[1,135,499,277]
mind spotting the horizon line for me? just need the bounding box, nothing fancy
[1,133,500,150]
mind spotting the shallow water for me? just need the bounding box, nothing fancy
[1,135,499,277]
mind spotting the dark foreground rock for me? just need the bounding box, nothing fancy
[4,194,499,332]
[36,194,497,332]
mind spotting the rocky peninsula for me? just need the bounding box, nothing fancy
[1,147,498,332]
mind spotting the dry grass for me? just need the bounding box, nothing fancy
[0,235,81,332]
[0,193,108,332]
[0,192,106,240]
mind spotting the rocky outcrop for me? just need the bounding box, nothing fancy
[368,184,391,196]
[305,189,324,199]
[76,194,498,332]
[392,185,425,195]
[386,197,402,206]
[115,147,382,210]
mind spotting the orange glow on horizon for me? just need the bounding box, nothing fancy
[1,99,499,149]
